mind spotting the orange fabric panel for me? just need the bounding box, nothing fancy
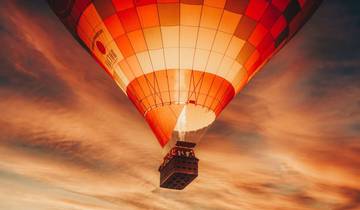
[127,30,148,53]
[245,50,260,71]
[112,0,134,11]
[236,42,255,64]
[158,4,180,26]
[158,0,179,3]
[145,104,184,146]
[248,24,268,47]
[115,35,134,57]
[245,0,269,21]
[118,8,142,32]
[137,4,160,28]
[127,70,235,145]
[271,15,287,37]
[104,14,125,37]
[62,0,323,147]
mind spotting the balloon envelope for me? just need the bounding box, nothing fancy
[48,0,322,147]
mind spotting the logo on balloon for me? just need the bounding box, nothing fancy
[96,41,106,55]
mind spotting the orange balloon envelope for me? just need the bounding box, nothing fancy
[48,0,322,147]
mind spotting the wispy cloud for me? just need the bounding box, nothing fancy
[0,0,359,210]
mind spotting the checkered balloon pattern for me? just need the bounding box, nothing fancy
[49,0,322,146]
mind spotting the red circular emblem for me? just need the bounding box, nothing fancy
[96,41,106,54]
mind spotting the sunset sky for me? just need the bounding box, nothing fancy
[0,0,359,210]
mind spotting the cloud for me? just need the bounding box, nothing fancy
[0,0,359,210]
[0,9,74,104]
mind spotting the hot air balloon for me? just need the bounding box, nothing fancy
[48,0,322,190]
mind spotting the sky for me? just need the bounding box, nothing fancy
[0,0,359,210]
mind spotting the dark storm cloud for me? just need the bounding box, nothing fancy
[297,0,360,62]
[0,1,75,104]
[297,0,360,102]
[219,0,360,178]
[0,0,144,173]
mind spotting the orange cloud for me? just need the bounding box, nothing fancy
[0,0,359,210]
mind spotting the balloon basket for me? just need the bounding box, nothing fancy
[158,141,198,190]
